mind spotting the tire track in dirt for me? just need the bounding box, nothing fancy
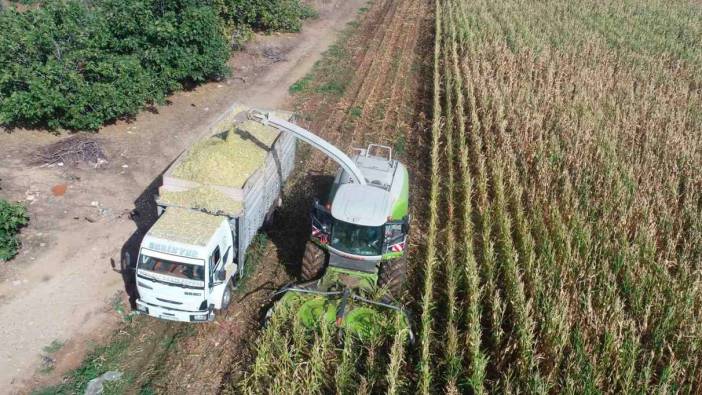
[349,0,413,144]
[296,0,400,173]
[307,0,395,145]
[315,0,423,168]
[380,0,423,139]
[352,1,412,144]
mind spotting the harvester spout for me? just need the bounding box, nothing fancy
[248,109,367,185]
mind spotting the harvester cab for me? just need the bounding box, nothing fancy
[306,143,410,295]
[247,110,412,341]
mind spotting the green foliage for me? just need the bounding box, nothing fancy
[348,106,362,119]
[32,335,131,394]
[0,0,230,130]
[214,0,317,34]
[0,0,316,131]
[0,199,28,261]
[9,0,42,5]
[43,339,64,354]
[289,75,312,94]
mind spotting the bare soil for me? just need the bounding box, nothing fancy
[0,1,366,392]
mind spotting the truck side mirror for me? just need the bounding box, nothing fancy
[122,252,131,272]
[216,270,226,282]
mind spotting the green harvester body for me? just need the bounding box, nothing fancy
[247,112,413,341]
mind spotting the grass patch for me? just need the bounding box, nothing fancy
[33,333,131,394]
[315,81,346,96]
[289,75,313,94]
[286,21,358,101]
[348,106,362,119]
[43,340,64,354]
[393,134,406,157]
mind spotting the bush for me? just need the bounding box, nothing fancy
[0,0,230,130]
[0,199,29,261]
[215,0,317,34]
[0,0,315,131]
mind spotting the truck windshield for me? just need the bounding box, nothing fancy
[331,220,383,256]
[138,254,205,287]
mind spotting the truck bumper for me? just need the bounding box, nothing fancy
[135,299,214,323]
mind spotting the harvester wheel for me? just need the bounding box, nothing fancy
[378,256,407,297]
[301,241,325,281]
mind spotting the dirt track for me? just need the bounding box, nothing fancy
[0,1,365,391]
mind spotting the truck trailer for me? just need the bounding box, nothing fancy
[133,105,295,322]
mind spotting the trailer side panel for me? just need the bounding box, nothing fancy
[237,132,296,266]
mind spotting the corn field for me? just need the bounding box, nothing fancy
[421,0,702,392]
[242,0,702,392]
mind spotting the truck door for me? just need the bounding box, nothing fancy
[208,245,225,309]
[221,222,236,279]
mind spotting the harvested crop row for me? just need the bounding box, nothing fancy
[240,0,431,393]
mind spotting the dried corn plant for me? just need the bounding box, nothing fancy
[419,0,702,392]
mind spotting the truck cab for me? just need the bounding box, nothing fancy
[134,207,237,322]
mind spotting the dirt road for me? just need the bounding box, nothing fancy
[0,1,365,391]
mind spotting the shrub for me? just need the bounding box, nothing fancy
[0,0,230,130]
[0,199,29,261]
[214,0,317,34]
[0,0,316,131]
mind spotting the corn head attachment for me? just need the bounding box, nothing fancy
[270,281,415,344]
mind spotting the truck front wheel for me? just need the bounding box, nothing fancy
[220,281,232,310]
[301,241,325,281]
[378,256,408,298]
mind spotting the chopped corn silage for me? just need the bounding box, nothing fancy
[159,187,243,216]
[171,120,279,188]
[148,207,224,247]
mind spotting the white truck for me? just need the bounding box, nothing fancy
[132,105,295,322]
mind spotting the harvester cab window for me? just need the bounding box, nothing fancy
[384,223,404,243]
[331,220,383,256]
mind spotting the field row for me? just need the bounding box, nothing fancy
[418,0,702,392]
[238,0,430,393]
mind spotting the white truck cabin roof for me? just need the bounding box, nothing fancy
[331,183,393,227]
[147,207,225,248]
